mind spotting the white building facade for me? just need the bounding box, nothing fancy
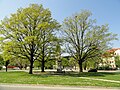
[100,48,120,69]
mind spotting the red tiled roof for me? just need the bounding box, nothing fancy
[107,48,120,53]
[102,48,120,57]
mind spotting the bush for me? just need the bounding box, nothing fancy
[103,66,110,70]
[88,69,97,72]
[97,65,114,70]
[97,67,103,70]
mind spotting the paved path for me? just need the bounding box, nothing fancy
[0,84,120,90]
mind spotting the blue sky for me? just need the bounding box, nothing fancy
[0,0,120,48]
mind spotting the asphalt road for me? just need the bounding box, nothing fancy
[0,84,120,90]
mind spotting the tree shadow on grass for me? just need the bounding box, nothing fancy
[31,71,120,78]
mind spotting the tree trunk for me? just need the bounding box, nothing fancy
[84,62,87,70]
[29,45,34,74]
[19,64,23,70]
[5,60,9,72]
[20,67,22,70]
[84,65,87,70]
[75,66,76,70]
[74,64,76,70]
[41,57,45,72]
[41,42,45,72]
[29,61,33,74]
[24,64,27,70]
[57,60,62,73]
[5,66,8,72]
[79,60,83,72]
[29,60,33,74]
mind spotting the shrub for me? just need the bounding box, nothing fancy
[97,65,113,70]
[88,69,97,72]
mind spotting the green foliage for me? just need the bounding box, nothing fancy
[52,39,64,70]
[11,58,29,69]
[61,57,69,67]
[34,60,41,69]
[115,56,120,68]
[69,57,77,67]
[62,10,117,72]
[97,65,111,70]
[45,59,56,69]
[0,55,4,70]
[0,4,60,74]
[116,60,120,68]
[0,55,4,66]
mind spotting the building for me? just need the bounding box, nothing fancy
[100,48,120,69]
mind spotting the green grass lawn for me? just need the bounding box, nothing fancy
[0,71,120,87]
[92,72,120,81]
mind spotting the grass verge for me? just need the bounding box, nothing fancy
[0,71,120,87]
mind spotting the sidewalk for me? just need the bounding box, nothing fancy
[0,84,120,90]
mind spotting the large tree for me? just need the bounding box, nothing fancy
[0,4,60,74]
[62,10,117,72]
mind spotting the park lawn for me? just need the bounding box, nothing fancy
[0,71,120,87]
[92,72,120,81]
[75,71,120,81]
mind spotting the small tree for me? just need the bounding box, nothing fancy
[1,43,12,72]
[11,57,29,70]
[61,57,69,68]
[53,39,64,72]
[115,56,120,68]
[69,57,78,70]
